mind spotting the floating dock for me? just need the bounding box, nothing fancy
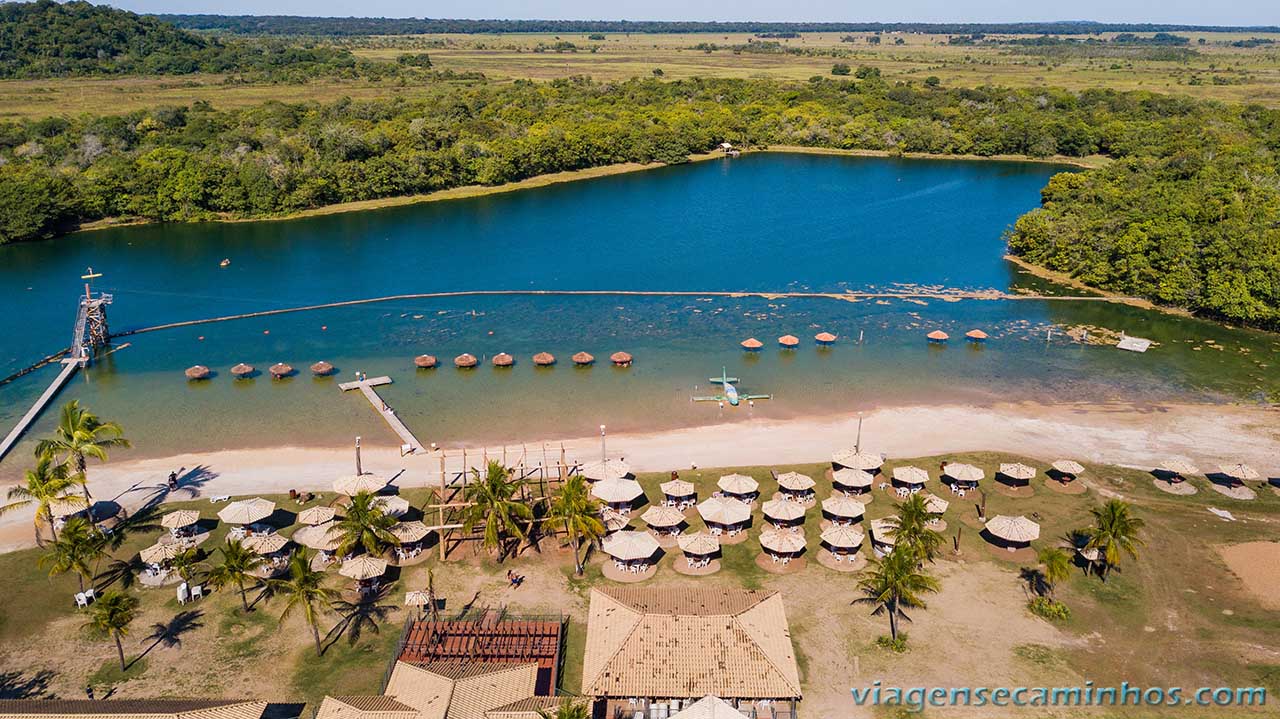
[338,376,424,453]
[0,359,80,461]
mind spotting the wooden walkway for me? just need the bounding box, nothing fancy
[338,376,424,453]
[0,359,79,461]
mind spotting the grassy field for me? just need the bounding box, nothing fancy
[2,31,1279,120]
[1,453,1278,717]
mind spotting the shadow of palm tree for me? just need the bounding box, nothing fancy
[1019,566,1048,597]
[0,670,57,699]
[131,610,205,667]
[97,555,145,590]
[324,586,395,650]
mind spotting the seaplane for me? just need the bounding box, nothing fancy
[692,368,772,407]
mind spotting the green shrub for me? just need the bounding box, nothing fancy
[1028,596,1072,621]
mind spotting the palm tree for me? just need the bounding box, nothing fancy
[333,492,399,557]
[35,401,130,527]
[169,547,205,586]
[461,461,532,561]
[81,590,139,671]
[888,494,944,563]
[538,701,591,719]
[1085,500,1146,580]
[206,539,263,612]
[38,516,103,593]
[546,474,605,575]
[0,453,84,545]
[855,546,941,642]
[269,551,334,656]
[1037,547,1072,598]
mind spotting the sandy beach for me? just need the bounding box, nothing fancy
[2,400,1277,553]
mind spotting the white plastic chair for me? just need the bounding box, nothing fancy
[84,587,96,602]
[74,592,88,608]
[177,582,190,605]
[191,584,204,599]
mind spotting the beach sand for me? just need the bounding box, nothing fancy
[1,400,1277,553]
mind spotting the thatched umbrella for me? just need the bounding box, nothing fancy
[740,338,763,350]
[404,591,431,608]
[140,542,183,564]
[641,505,685,528]
[185,365,211,380]
[333,473,385,496]
[292,521,342,551]
[217,498,275,525]
[832,449,884,471]
[391,521,430,544]
[822,495,866,520]
[601,508,631,533]
[49,496,88,519]
[759,530,805,555]
[777,471,816,492]
[892,466,930,486]
[269,362,293,378]
[1220,463,1260,481]
[161,510,200,530]
[832,467,874,490]
[579,458,633,482]
[601,530,659,562]
[923,494,950,515]
[414,354,438,369]
[1052,460,1085,477]
[985,515,1040,543]
[778,334,800,348]
[572,351,595,366]
[532,352,556,366]
[610,351,633,366]
[244,533,289,555]
[814,332,837,344]
[660,478,695,499]
[230,363,255,378]
[869,518,898,547]
[945,463,985,484]
[999,463,1037,481]
[697,496,751,525]
[820,525,865,550]
[965,329,989,341]
[762,498,805,522]
[454,353,478,368]
[340,556,388,581]
[927,330,949,342]
[717,473,759,496]
[591,478,645,505]
[1159,459,1200,477]
[310,361,335,376]
[374,495,410,517]
[492,352,514,367]
[677,532,720,556]
[297,506,336,526]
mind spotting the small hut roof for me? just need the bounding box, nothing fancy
[292,521,342,551]
[572,351,595,365]
[677,532,721,555]
[777,335,800,347]
[579,458,633,482]
[670,697,749,719]
[601,530,659,561]
[333,473,386,496]
[717,473,759,495]
[832,467,875,488]
[999,462,1037,480]
[1219,463,1260,481]
[374,495,411,516]
[923,494,950,514]
[927,330,950,341]
[1052,460,1085,476]
[610,351,633,364]
[244,533,289,555]
[185,365,211,380]
[814,332,837,343]
[601,508,631,533]
[492,352,514,367]
[759,530,805,554]
[985,515,1041,543]
[161,509,200,529]
[697,496,751,525]
[761,498,805,522]
[641,505,686,528]
[310,361,334,375]
[454,353,478,368]
[965,329,989,340]
[297,506,336,526]
[1078,546,1101,562]
[217,497,275,525]
[48,496,88,518]
[268,362,293,377]
[660,478,696,497]
[592,478,645,504]
[532,352,556,366]
[892,466,930,485]
[413,354,438,368]
[820,525,865,549]
[140,542,183,564]
[944,462,985,483]
[740,338,763,349]
[391,521,430,543]
[339,556,388,580]
[230,363,254,377]
[869,518,898,546]
[776,471,815,491]
[821,495,866,519]
[1159,459,1200,476]
[832,449,884,471]
[404,590,431,607]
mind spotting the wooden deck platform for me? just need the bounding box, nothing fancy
[0,359,79,462]
[339,376,424,453]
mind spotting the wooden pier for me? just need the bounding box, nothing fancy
[0,359,79,461]
[338,376,424,453]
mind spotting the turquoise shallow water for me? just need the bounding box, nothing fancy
[1,153,1277,465]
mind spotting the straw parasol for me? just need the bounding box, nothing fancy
[927,330,949,342]
[697,496,751,525]
[641,505,685,528]
[778,334,800,348]
[759,530,806,554]
[532,352,556,366]
[333,473,385,496]
[892,466,930,485]
[776,471,815,491]
[869,518,898,546]
[185,365,211,380]
[717,473,759,496]
[832,449,884,471]
[762,498,805,522]
[161,510,200,530]
[230,363,254,378]
[832,467,875,489]
[601,508,631,533]
[923,495,950,514]
[820,525,865,549]
[985,515,1041,543]
[660,478,695,497]
[999,463,1037,481]
[244,533,289,555]
[391,521,430,544]
[572,351,595,366]
[492,352,514,367]
[677,532,720,556]
[218,498,275,525]
[740,338,763,350]
[414,354,438,369]
[454,353,478,368]
[822,495,866,520]
[292,521,342,551]
[592,478,645,504]
[601,530,659,561]
[49,496,88,518]
[1052,460,1085,476]
[269,362,293,378]
[339,556,388,581]
[945,463,985,483]
[814,332,837,344]
[579,458,633,482]
[375,495,410,516]
[404,591,431,608]
[140,542,183,564]
[965,329,989,341]
[310,361,335,376]
[1159,459,1200,477]
[297,506,336,526]
[610,351,633,366]
[1219,463,1260,481]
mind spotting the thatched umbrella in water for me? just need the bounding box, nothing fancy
[454,353,478,369]
[310,361,335,377]
[414,354,438,369]
[778,334,800,349]
[927,330,950,343]
[740,338,763,351]
[492,352,514,368]
[610,351,633,367]
[814,332,837,345]
[230,363,254,378]
[533,352,556,366]
[269,362,294,379]
[572,351,595,366]
[185,365,211,381]
[965,329,989,342]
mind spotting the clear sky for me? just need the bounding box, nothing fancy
[107,0,1277,27]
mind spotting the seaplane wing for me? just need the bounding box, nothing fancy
[709,376,740,384]
[740,394,772,400]
[692,395,726,402]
